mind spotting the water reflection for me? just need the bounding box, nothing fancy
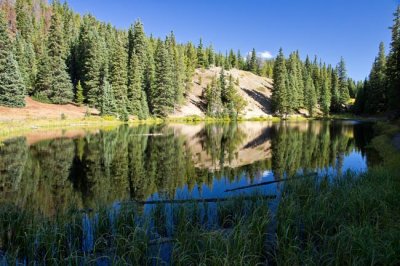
[0,121,375,216]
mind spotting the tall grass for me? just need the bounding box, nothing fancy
[275,168,400,265]
[0,196,272,265]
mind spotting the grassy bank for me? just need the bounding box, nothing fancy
[0,116,165,142]
[0,114,302,141]
[276,169,400,264]
[275,120,400,265]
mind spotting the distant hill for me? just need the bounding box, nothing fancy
[172,67,274,118]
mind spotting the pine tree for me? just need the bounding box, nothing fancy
[287,52,301,110]
[321,78,331,116]
[219,67,227,103]
[272,48,289,115]
[225,74,236,104]
[152,40,174,116]
[365,42,387,113]
[14,35,36,93]
[337,57,350,108]
[127,20,149,116]
[35,9,73,104]
[50,57,74,104]
[34,51,52,101]
[205,76,223,116]
[228,49,237,69]
[110,35,128,111]
[128,20,147,69]
[100,78,117,116]
[304,74,317,117]
[387,6,400,111]
[47,8,65,59]
[75,80,84,105]
[77,15,104,107]
[237,50,245,70]
[295,51,304,107]
[225,74,246,117]
[0,53,26,107]
[354,79,368,114]
[0,11,11,61]
[311,56,322,101]
[15,0,34,41]
[0,11,25,107]
[197,38,205,68]
[144,38,156,110]
[174,46,186,104]
[127,54,142,116]
[140,90,149,119]
[206,45,215,67]
[184,42,197,92]
[330,68,340,112]
[248,48,258,73]
[166,32,186,105]
[224,51,231,70]
[347,78,357,98]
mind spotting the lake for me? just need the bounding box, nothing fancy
[0,121,378,264]
[0,121,379,265]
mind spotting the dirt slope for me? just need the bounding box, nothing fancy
[171,67,274,118]
[0,97,99,122]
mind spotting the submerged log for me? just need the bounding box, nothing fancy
[148,237,176,246]
[224,172,318,192]
[125,195,276,205]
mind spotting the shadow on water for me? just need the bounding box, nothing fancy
[0,121,377,264]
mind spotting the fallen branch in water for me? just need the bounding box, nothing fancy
[131,133,163,136]
[224,172,318,193]
[148,237,176,246]
[124,195,276,205]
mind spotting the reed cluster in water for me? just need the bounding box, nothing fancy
[0,195,271,265]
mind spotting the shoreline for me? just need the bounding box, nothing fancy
[0,114,381,142]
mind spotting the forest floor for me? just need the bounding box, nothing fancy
[0,97,99,122]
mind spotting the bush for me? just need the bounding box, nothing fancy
[102,115,117,121]
[84,108,91,117]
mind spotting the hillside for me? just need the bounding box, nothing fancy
[172,67,274,118]
[0,69,274,121]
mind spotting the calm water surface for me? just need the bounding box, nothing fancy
[0,121,376,216]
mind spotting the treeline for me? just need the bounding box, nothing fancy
[354,6,400,115]
[271,50,358,117]
[2,0,388,119]
[0,0,270,118]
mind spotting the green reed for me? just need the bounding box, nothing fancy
[0,195,272,265]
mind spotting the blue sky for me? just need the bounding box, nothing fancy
[65,0,399,81]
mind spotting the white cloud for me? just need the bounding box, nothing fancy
[258,51,273,59]
[244,50,274,61]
